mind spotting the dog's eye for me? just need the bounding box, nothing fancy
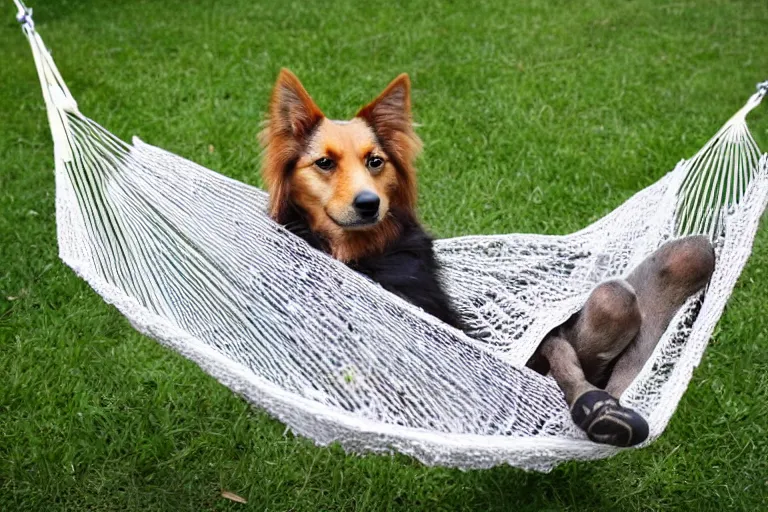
[367,155,385,172]
[315,158,335,172]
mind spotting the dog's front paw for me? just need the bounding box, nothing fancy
[571,390,649,447]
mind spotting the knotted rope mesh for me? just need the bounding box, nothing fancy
[15,0,768,471]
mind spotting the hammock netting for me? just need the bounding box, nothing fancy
[15,1,768,472]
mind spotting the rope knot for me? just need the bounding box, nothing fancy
[15,2,34,30]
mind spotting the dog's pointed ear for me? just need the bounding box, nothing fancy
[356,73,412,140]
[269,69,324,139]
[356,74,421,211]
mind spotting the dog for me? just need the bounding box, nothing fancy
[260,69,462,329]
[261,70,715,447]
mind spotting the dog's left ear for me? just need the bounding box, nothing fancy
[357,73,413,140]
[356,74,413,143]
[356,74,421,211]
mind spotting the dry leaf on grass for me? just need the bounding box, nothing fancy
[221,490,247,504]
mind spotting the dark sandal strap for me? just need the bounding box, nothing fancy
[571,390,649,447]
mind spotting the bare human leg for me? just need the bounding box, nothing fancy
[530,236,715,446]
[605,236,715,396]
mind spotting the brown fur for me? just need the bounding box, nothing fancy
[260,69,422,262]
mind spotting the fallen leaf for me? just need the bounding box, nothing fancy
[221,490,247,504]
[208,144,215,154]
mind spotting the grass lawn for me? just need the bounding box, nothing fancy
[2,0,768,510]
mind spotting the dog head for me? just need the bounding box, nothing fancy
[260,69,421,258]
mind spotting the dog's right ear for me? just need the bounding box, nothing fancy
[268,69,324,139]
[263,70,324,220]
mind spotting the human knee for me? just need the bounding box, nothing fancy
[585,280,641,330]
[659,235,715,289]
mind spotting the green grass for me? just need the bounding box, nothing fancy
[2,0,768,510]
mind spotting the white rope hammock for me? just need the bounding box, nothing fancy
[15,1,768,472]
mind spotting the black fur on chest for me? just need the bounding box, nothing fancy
[277,204,463,329]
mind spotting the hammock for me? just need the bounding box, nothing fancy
[14,1,768,472]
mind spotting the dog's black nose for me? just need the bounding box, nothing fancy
[353,191,380,219]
